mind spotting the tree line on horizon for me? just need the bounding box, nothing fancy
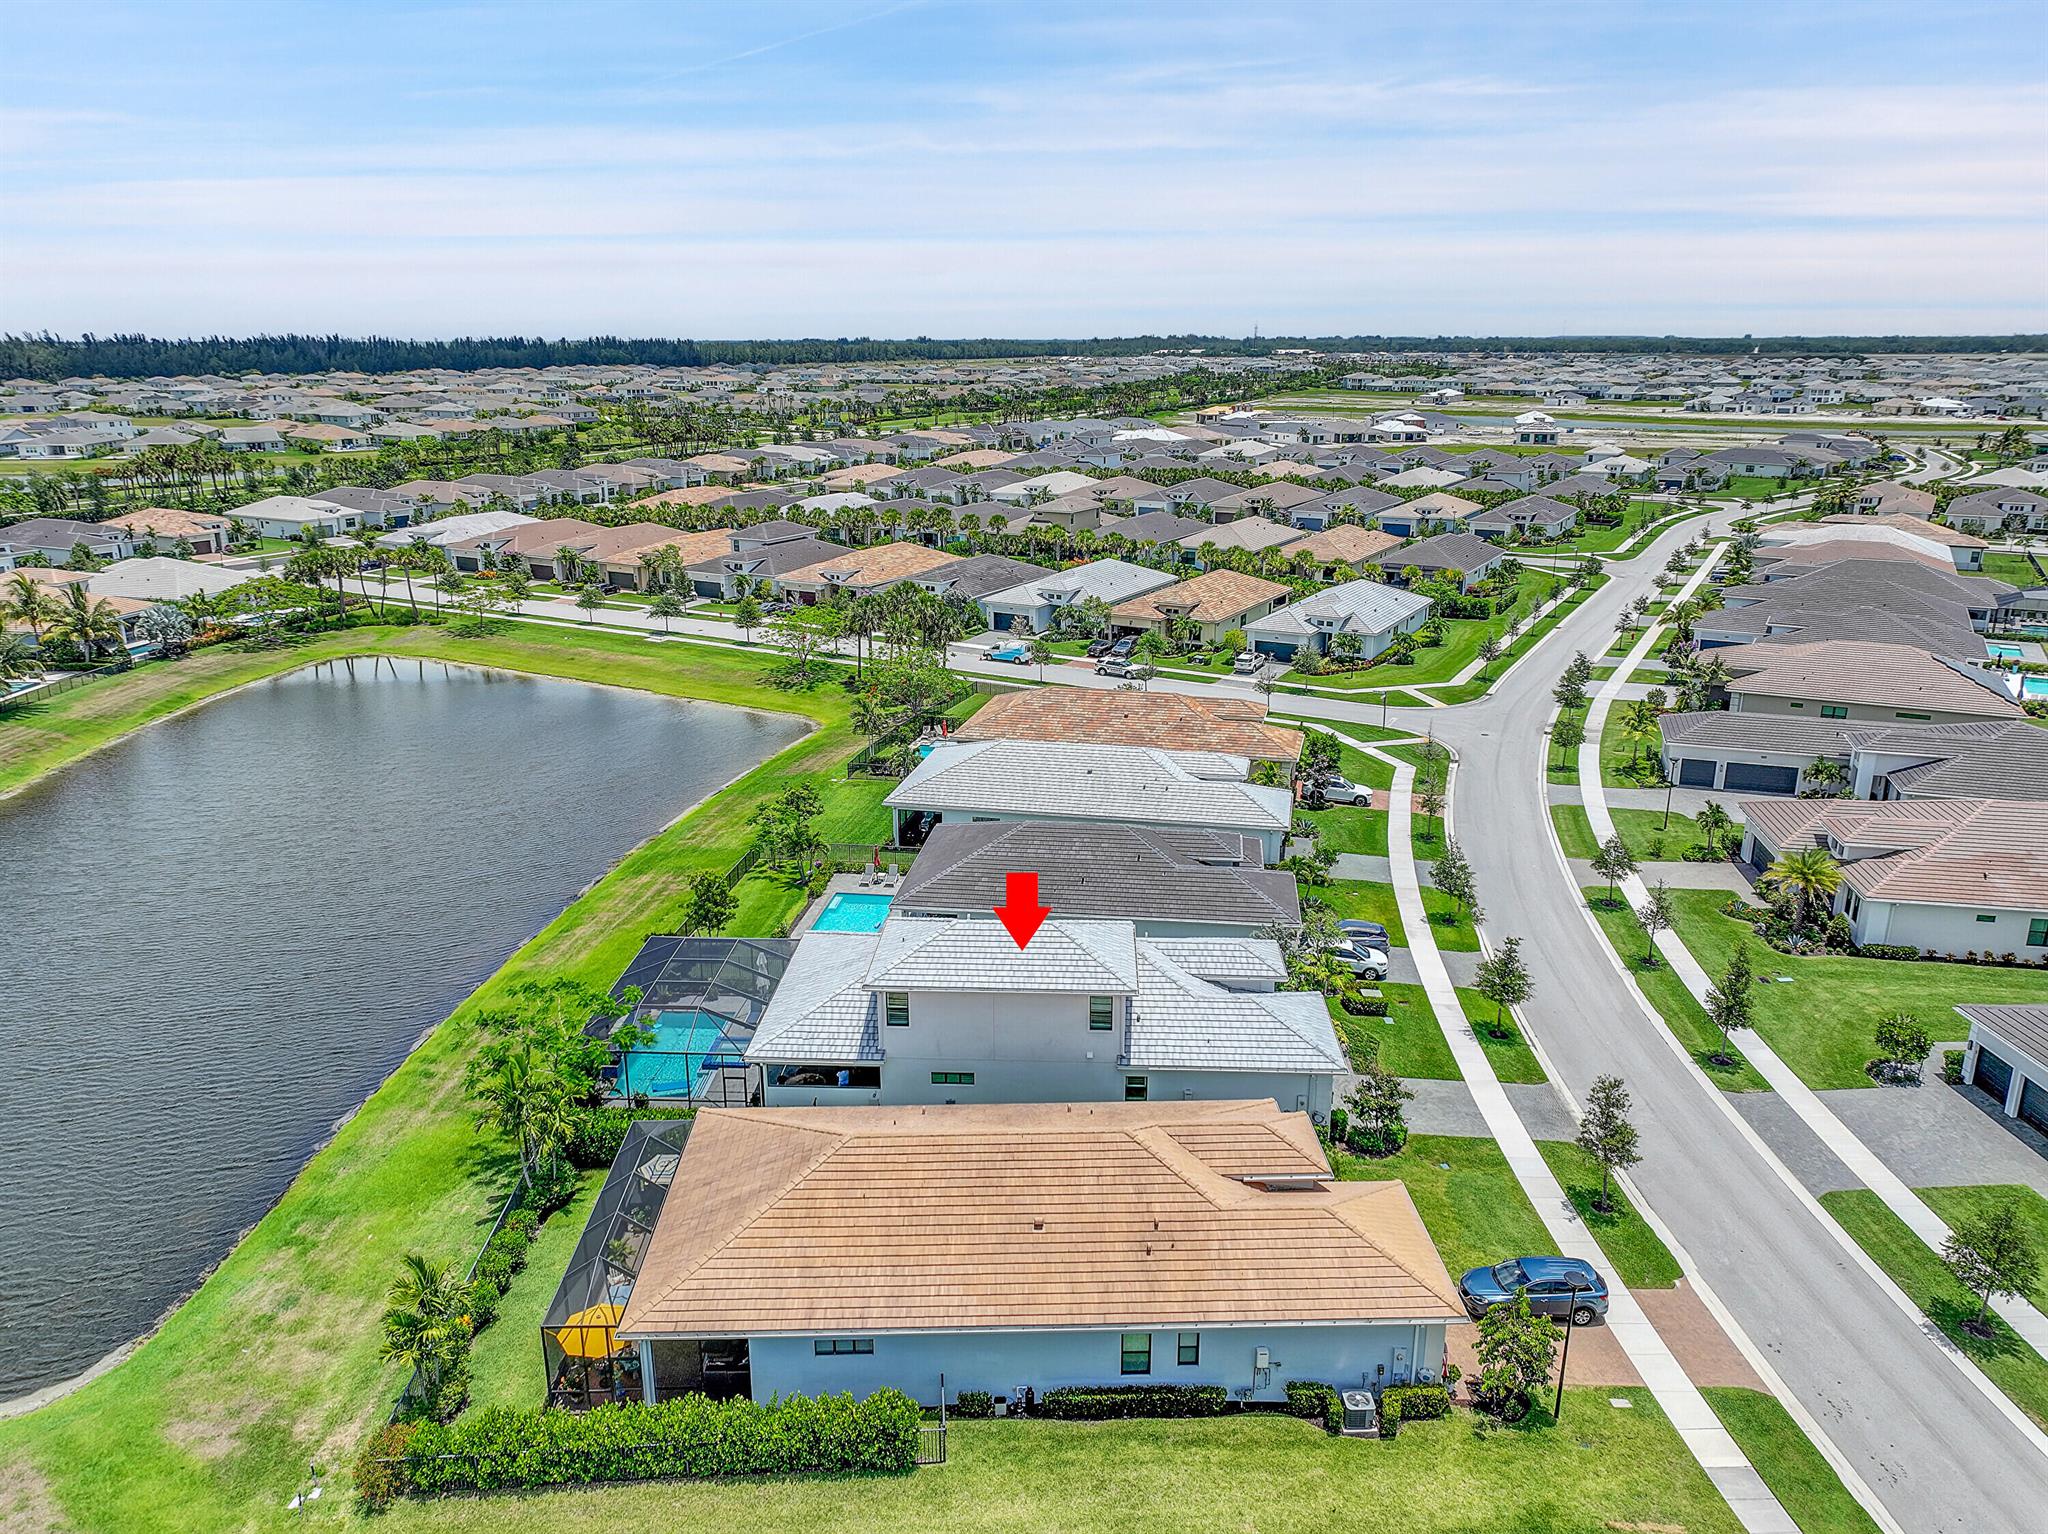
[3,330,2043,380]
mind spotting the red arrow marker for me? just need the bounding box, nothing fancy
[994,870,1051,948]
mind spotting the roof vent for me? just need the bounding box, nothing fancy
[1032,1219,1045,1232]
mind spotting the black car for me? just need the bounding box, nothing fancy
[1337,918,1391,948]
[1086,635,1116,658]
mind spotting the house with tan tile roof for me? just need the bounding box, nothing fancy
[1110,568,1291,643]
[1738,797,2048,955]
[1288,524,1402,579]
[598,527,735,590]
[101,507,233,555]
[774,539,961,602]
[614,1098,1463,1406]
[956,687,1303,763]
[1722,639,2022,725]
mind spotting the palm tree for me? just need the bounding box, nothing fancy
[1695,799,1733,860]
[466,1041,572,1187]
[1760,847,1843,944]
[377,1252,475,1397]
[2,572,59,643]
[0,631,45,682]
[54,581,125,660]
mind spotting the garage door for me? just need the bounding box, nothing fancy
[991,612,1014,631]
[1677,758,1717,788]
[1724,762,1798,794]
[1974,1047,2014,1103]
[2020,1078,2048,1135]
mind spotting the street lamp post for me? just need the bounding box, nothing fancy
[1553,1280,1586,1422]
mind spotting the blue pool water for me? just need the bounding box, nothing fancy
[1986,642,2023,660]
[2024,675,2048,700]
[813,892,895,932]
[622,1008,745,1098]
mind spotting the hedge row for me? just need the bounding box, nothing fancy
[362,1391,923,1503]
[1380,1383,1450,1436]
[564,1104,695,1169]
[1037,1384,1230,1420]
[1284,1380,1342,1433]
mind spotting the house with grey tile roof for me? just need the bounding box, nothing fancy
[1469,493,1580,542]
[886,739,1295,862]
[1388,531,1502,591]
[893,820,1300,936]
[979,557,1178,633]
[745,914,1341,1116]
[1245,578,1432,662]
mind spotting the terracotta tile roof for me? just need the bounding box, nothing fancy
[102,508,231,538]
[618,1100,1465,1338]
[955,688,1303,762]
[819,463,904,487]
[1819,513,1987,549]
[598,527,733,569]
[777,539,960,590]
[1110,568,1291,625]
[930,449,1017,469]
[1290,525,1402,565]
[1741,797,2048,910]
[637,486,733,508]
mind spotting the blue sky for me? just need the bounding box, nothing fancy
[1,0,2044,338]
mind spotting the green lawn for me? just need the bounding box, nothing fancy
[1276,719,1415,748]
[1535,1141,1682,1289]
[464,1172,601,1415]
[1703,1389,1884,1534]
[371,1401,1746,1534]
[1917,1186,2048,1317]
[1286,572,1540,689]
[1300,741,1394,855]
[1668,889,2048,1091]
[1600,703,1670,786]
[1981,552,2043,585]
[1453,987,1547,1084]
[1315,876,1476,953]
[1330,983,1460,1081]
[1332,1134,1552,1279]
[1582,889,1768,1091]
[1820,1190,2048,1431]
[1552,802,1713,863]
[0,622,873,1532]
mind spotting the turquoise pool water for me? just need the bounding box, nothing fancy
[2024,675,2048,700]
[813,892,895,932]
[622,1008,744,1098]
[1987,642,2023,660]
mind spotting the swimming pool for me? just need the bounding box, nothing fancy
[621,1008,745,1099]
[1987,642,2024,660]
[2024,675,2048,700]
[813,892,895,932]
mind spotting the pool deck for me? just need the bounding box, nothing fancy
[793,869,907,934]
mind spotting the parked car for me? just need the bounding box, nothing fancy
[1085,635,1117,658]
[989,643,1032,665]
[1315,773,1373,807]
[1108,635,1137,659]
[1325,939,1389,981]
[1337,919,1391,949]
[1457,1256,1609,1325]
[1096,655,1134,678]
[1232,650,1265,675]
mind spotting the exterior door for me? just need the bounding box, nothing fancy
[1974,1047,2014,1104]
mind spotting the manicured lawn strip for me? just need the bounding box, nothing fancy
[1302,801,1388,856]
[1453,988,1547,1084]
[1332,1134,1554,1280]
[463,1172,600,1415]
[1667,889,2048,1093]
[1598,700,1669,786]
[372,1402,1744,1534]
[1274,718,1413,748]
[0,623,869,1532]
[1316,878,1407,948]
[1382,739,1452,773]
[1331,982,1460,1081]
[1819,1190,2048,1431]
[1982,552,2043,585]
[1535,1140,1682,1289]
[1555,803,1713,863]
[1918,1186,2048,1318]
[1552,803,1600,859]
[1582,889,1768,1091]
[1702,1388,1884,1534]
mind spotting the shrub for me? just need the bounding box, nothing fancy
[526,1157,582,1216]
[354,1421,417,1511]
[465,1280,501,1330]
[1858,943,1920,962]
[951,1390,994,1419]
[1327,1107,1349,1147]
[1341,994,1389,1017]
[1943,1048,1966,1085]
[1283,1380,1340,1432]
[391,1390,923,1496]
[563,1104,695,1169]
[1382,1382,1450,1425]
[1037,1384,1229,1420]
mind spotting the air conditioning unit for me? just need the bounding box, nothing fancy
[1339,1390,1378,1438]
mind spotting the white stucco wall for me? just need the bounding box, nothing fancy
[732,1322,1451,1405]
[1851,899,2048,955]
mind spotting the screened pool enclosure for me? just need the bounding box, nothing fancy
[591,936,795,1106]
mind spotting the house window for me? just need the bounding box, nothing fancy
[1820,705,1848,719]
[1787,701,1804,709]
[885,992,910,1027]
[1125,1075,1148,1101]
[813,1338,874,1355]
[2029,918,2047,947]
[1894,712,1931,721]
[931,1071,975,1085]
[1178,1332,1200,1366]
[1089,995,1114,1031]
[1121,1333,1151,1375]
[1977,914,1997,924]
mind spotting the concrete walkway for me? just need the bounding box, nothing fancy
[1578,551,2048,1456]
[1370,739,1798,1534]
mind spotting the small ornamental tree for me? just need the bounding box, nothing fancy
[678,870,738,936]
[1635,879,1674,964]
[1869,1012,1933,1084]
[1300,730,1343,782]
[648,592,686,633]
[732,591,762,640]
[573,583,607,622]
[1432,836,1482,923]
[1942,1197,2042,1338]
[1695,799,1733,860]
[1576,1074,1641,1214]
[1550,711,1585,770]
[1473,935,1532,1039]
[1591,834,1638,906]
[1703,939,1755,1066]
[1343,1053,1412,1159]
[1029,632,1056,678]
[1474,1291,1556,1420]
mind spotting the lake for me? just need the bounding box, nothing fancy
[0,655,805,1398]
